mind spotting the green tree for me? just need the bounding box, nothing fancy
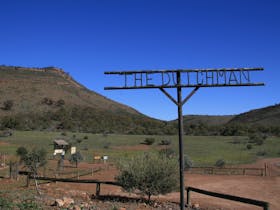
[116,153,179,202]
[69,151,83,168]
[16,146,28,163]
[22,148,48,194]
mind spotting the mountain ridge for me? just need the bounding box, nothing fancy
[0,65,279,135]
[0,65,172,134]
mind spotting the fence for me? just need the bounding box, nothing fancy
[25,174,119,197]
[187,166,266,176]
[186,187,270,210]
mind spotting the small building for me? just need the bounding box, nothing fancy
[53,139,69,157]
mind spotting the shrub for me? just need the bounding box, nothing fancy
[16,146,28,162]
[0,195,13,209]
[55,99,65,107]
[116,152,179,202]
[69,151,83,168]
[16,199,42,210]
[41,97,53,105]
[256,150,267,156]
[22,148,48,172]
[2,100,13,110]
[103,141,111,149]
[159,139,171,145]
[84,135,88,139]
[215,159,226,168]
[246,144,252,150]
[158,148,176,158]
[184,155,193,170]
[248,133,266,145]
[76,138,83,144]
[142,137,155,145]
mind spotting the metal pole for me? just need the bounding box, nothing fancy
[177,72,185,210]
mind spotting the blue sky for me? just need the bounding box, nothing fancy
[0,0,279,120]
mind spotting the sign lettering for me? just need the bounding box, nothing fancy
[105,68,263,90]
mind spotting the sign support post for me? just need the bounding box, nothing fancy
[105,67,264,210]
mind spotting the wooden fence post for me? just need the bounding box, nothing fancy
[186,188,190,206]
[96,183,100,197]
[77,170,80,180]
[9,161,12,179]
[26,174,30,187]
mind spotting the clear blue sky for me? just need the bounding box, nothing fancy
[0,0,279,120]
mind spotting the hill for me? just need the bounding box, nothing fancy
[169,105,280,136]
[183,115,234,126]
[228,104,280,126]
[0,65,174,134]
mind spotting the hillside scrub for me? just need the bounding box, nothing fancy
[116,152,179,202]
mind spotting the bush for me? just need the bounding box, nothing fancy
[246,144,253,150]
[158,148,176,158]
[116,153,179,202]
[2,100,13,110]
[215,159,225,168]
[16,146,28,161]
[103,141,111,149]
[0,195,13,209]
[69,151,83,168]
[55,99,65,107]
[142,137,155,145]
[41,97,53,105]
[256,150,267,156]
[184,155,193,170]
[158,139,171,145]
[22,148,48,172]
[248,133,266,145]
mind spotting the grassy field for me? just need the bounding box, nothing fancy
[0,131,280,167]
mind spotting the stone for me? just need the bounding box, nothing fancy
[63,197,74,207]
[192,203,200,209]
[54,199,64,207]
[73,205,81,210]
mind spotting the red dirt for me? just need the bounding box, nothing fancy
[39,158,280,210]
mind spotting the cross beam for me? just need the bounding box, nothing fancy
[104,67,264,210]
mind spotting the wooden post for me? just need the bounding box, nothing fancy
[96,183,100,197]
[26,174,30,187]
[186,188,190,206]
[9,161,12,179]
[243,168,246,175]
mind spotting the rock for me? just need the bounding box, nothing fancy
[54,199,64,207]
[192,203,200,209]
[81,192,90,201]
[63,197,74,207]
[73,205,81,210]
[80,202,89,208]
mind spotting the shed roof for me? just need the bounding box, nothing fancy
[53,139,69,146]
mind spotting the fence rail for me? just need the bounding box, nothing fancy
[187,166,265,176]
[27,174,120,196]
[186,187,269,210]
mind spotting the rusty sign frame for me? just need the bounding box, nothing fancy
[104,67,264,210]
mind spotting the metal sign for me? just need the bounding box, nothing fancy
[104,67,264,210]
[105,68,264,90]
